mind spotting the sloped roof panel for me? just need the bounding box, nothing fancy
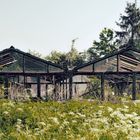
[0,47,64,73]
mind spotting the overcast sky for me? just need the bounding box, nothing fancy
[0,0,139,56]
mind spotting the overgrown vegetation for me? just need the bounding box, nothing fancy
[0,99,140,139]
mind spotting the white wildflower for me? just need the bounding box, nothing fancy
[99,106,104,108]
[131,112,138,116]
[107,107,113,113]
[15,124,21,132]
[3,111,9,115]
[124,105,129,109]
[69,112,75,115]
[126,120,132,124]
[114,123,120,128]
[77,113,86,118]
[120,108,129,113]
[125,114,134,119]
[50,117,59,125]
[111,92,115,95]
[37,122,46,126]
[63,120,69,125]
[16,108,23,112]
[90,128,100,133]
[110,110,124,119]
[17,119,22,125]
[72,120,77,123]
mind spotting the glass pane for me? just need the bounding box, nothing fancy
[1,52,23,72]
[94,55,117,72]
[120,50,140,71]
[25,56,47,73]
[26,76,37,83]
[123,50,140,61]
[49,65,63,73]
[78,65,93,72]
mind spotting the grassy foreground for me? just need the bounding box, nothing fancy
[0,99,140,140]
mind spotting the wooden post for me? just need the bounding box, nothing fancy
[66,78,68,100]
[23,55,25,73]
[117,54,120,72]
[24,76,26,88]
[62,79,65,100]
[53,75,57,100]
[69,76,73,99]
[45,84,48,101]
[114,83,118,95]
[4,75,8,99]
[132,73,136,100]
[37,75,41,98]
[17,75,19,83]
[101,74,105,100]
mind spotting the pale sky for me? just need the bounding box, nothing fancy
[0,0,139,56]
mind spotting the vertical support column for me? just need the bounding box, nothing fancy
[117,54,120,72]
[69,76,73,99]
[24,76,26,88]
[37,75,41,98]
[23,55,25,73]
[46,84,48,101]
[53,75,57,100]
[62,79,65,100]
[101,74,105,100]
[23,55,26,88]
[66,78,68,100]
[132,73,136,100]
[59,82,62,100]
[114,83,118,95]
[4,75,8,99]
[17,75,19,83]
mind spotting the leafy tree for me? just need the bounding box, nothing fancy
[45,47,86,68]
[45,39,86,68]
[28,49,42,58]
[116,3,140,48]
[87,28,117,59]
[67,46,86,68]
[45,51,66,64]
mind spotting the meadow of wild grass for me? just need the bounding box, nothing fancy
[0,99,140,140]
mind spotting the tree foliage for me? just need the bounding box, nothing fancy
[116,3,140,48]
[28,49,42,58]
[45,47,86,68]
[87,28,118,59]
[45,51,66,64]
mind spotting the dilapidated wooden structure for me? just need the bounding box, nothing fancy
[0,46,66,100]
[73,47,140,100]
[0,46,140,100]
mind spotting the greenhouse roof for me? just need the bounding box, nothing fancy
[74,47,140,75]
[0,46,64,75]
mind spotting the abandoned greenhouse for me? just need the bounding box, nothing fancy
[0,46,140,100]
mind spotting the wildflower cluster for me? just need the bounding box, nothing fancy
[0,99,140,139]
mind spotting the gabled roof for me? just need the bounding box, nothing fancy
[0,46,64,70]
[74,47,140,73]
